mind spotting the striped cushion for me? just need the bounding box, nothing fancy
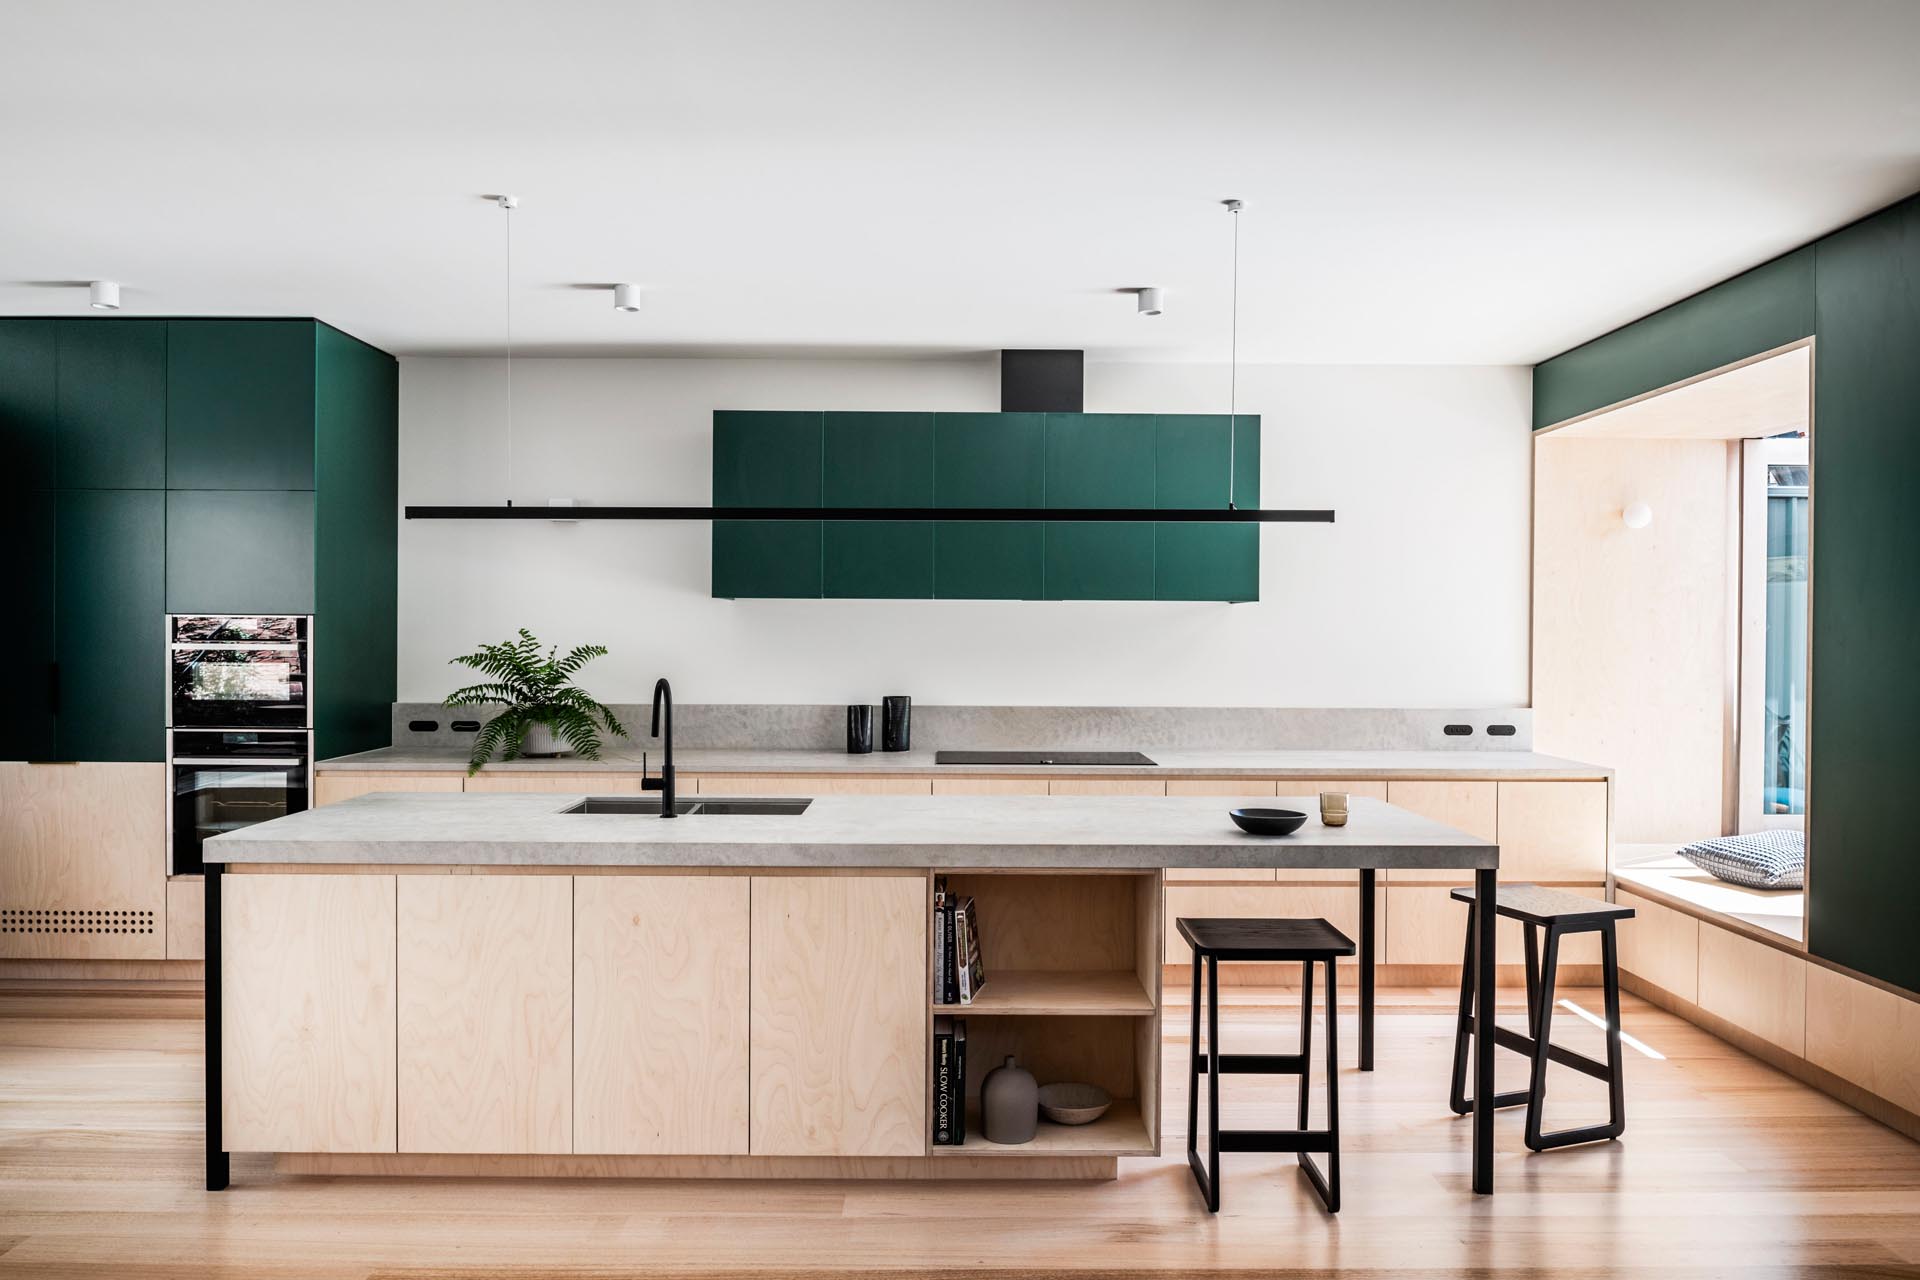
[1676,831,1805,890]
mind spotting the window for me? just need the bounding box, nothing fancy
[1738,438,1809,830]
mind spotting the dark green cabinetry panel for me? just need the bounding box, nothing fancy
[0,488,57,759]
[1155,414,1260,602]
[167,320,316,490]
[712,520,822,598]
[823,412,932,597]
[713,411,822,506]
[166,490,316,615]
[56,320,167,489]
[0,318,58,490]
[1044,413,1155,600]
[313,324,399,759]
[934,412,1043,599]
[1806,195,1920,995]
[55,489,165,762]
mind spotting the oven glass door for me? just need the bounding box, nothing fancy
[170,647,308,728]
[171,762,310,875]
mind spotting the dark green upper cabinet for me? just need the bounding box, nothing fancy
[0,488,56,759]
[167,319,316,490]
[712,410,822,506]
[55,489,165,761]
[166,490,316,616]
[0,318,57,490]
[934,412,1044,599]
[1044,413,1155,599]
[824,412,933,598]
[1155,414,1260,602]
[55,320,168,489]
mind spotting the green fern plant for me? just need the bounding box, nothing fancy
[443,630,629,775]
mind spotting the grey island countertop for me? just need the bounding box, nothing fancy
[208,792,1497,872]
[316,744,1608,781]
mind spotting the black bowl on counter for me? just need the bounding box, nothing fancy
[1228,807,1309,836]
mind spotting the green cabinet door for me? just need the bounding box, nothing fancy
[0,487,57,759]
[824,411,933,598]
[1154,414,1260,602]
[57,320,167,489]
[933,412,1044,599]
[166,490,316,615]
[711,411,824,598]
[167,320,316,490]
[0,318,58,490]
[1043,413,1156,600]
[55,489,166,762]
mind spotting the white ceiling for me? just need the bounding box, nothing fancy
[4,0,1919,364]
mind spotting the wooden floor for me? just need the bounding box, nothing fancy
[3,981,1919,1278]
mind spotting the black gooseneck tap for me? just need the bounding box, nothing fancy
[642,677,676,817]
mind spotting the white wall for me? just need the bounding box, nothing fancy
[398,357,1532,707]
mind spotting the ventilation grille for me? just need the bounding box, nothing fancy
[1,908,156,935]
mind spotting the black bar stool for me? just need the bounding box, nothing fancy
[1179,916,1355,1214]
[1446,884,1635,1151]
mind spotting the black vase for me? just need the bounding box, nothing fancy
[881,695,912,752]
[846,705,874,755]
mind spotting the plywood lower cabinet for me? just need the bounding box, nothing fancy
[1164,883,1386,966]
[222,873,397,1153]
[748,875,927,1157]
[1495,780,1608,881]
[0,761,166,960]
[574,875,751,1155]
[397,874,573,1153]
[1697,923,1806,1056]
[459,772,643,795]
[1383,781,1499,882]
[1615,890,1699,1002]
[701,774,933,797]
[314,770,466,806]
[165,877,205,960]
[1384,883,1604,966]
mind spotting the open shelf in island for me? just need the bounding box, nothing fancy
[927,870,1162,1158]
[932,1098,1154,1157]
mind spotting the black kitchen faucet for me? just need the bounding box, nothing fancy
[642,677,676,817]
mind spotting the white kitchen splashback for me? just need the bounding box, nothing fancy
[391,704,1532,753]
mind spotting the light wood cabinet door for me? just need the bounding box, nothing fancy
[0,762,165,959]
[461,771,642,795]
[705,774,932,796]
[575,875,751,1155]
[1697,923,1805,1056]
[315,771,464,806]
[166,878,204,960]
[1384,781,1499,882]
[1164,883,1386,965]
[398,874,572,1154]
[1384,884,1604,966]
[1496,781,1608,881]
[1615,890,1699,1002]
[222,873,397,1153]
[932,776,1050,796]
[749,875,926,1156]
[1049,778,1165,796]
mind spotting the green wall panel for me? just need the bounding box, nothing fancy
[313,324,399,759]
[824,520,933,598]
[1533,247,1816,429]
[1806,194,1920,995]
[55,489,165,762]
[0,488,57,759]
[56,319,166,489]
[712,520,822,598]
[824,411,933,506]
[934,412,1043,599]
[167,319,316,489]
[713,411,822,506]
[0,318,57,490]
[166,490,316,615]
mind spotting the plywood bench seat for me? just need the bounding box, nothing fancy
[1614,846,1801,945]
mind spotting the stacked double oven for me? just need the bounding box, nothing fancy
[167,616,313,875]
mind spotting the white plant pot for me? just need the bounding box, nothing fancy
[520,721,568,757]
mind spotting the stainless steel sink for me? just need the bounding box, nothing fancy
[560,796,810,816]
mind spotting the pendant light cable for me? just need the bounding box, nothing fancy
[1224,198,1243,509]
[498,194,518,507]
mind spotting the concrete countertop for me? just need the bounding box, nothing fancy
[208,792,1497,872]
[317,744,1609,781]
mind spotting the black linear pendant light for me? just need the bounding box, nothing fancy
[408,196,1332,526]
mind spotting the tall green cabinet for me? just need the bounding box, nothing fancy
[0,317,397,763]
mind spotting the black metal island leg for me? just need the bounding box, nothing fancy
[1358,868,1375,1071]
[205,862,228,1191]
[1472,867,1496,1195]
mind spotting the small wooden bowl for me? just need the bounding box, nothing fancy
[1038,1082,1112,1125]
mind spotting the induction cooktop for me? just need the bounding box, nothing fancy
[933,750,1157,767]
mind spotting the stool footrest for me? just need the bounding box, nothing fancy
[1217,1129,1336,1155]
[1193,1051,1306,1075]
[1471,1023,1613,1082]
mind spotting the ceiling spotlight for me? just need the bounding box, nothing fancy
[89,280,121,310]
[613,283,641,313]
[1137,287,1163,317]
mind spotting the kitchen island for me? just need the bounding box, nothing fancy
[203,791,1502,1193]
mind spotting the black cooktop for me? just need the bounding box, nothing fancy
[934,750,1157,767]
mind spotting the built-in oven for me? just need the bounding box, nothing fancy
[169,615,310,730]
[169,729,312,875]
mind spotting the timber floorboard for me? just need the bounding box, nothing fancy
[1,983,1918,1277]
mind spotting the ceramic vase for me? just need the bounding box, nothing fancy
[981,1055,1038,1144]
